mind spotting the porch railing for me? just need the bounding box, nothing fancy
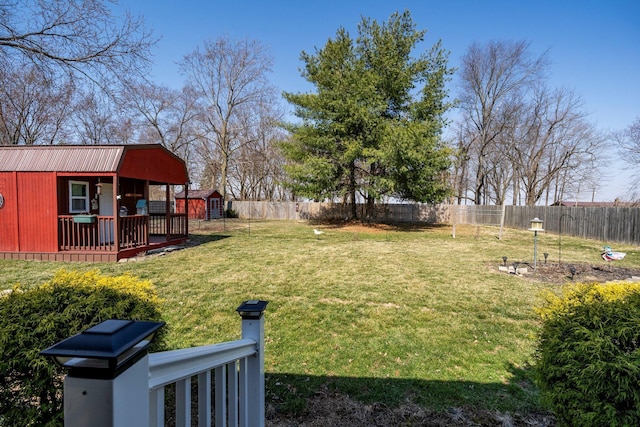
[58,215,149,251]
[59,215,117,251]
[59,214,188,253]
[149,213,188,239]
[148,305,266,427]
[120,215,149,249]
[148,339,260,427]
[49,302,267,427]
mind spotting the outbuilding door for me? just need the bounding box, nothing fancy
[209,198,221,219]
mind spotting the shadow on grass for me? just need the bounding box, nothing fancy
[312,221,452,233]
[266,364,549,420]
[159,364,553,426]
[187,234,231,245]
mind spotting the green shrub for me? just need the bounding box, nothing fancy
[534,281,640,426]
[225,208,239,218]
[0,269,166,427]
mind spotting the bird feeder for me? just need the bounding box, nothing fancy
[528,217,544,232]
[528,217,544,269]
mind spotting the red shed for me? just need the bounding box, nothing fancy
[175,189,223,220]
[0,144,189,262]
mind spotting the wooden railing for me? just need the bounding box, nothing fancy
[59,215,116,251]
[59,215,149,252]
[120,215,149,249]
[149,213,188,239]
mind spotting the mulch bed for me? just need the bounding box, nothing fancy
[507,262,640,285]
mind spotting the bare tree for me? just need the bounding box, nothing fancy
[72,88,128,144]
[510,86,606,205]
[615,116,640,196]
[0,0,155,89]
[457,40,549,204]
[180,37,279,201]
[228,108,289,200]
[125,82,199,164]
[0,64,73,145]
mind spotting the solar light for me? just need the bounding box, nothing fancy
[41,319,164,379]
[502,256,508,266]
[237,300,269,320]
[41,319,164,426]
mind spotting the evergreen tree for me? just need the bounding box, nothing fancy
[281,10,454,219]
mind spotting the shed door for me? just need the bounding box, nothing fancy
[209,198,221,219]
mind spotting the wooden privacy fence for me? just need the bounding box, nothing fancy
[502,205,640,246]
[230,201,450,223]
[230,201,640,246]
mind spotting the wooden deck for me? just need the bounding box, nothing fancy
[0,214,188,262]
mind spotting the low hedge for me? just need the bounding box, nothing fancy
[535,281,640,426]
[0,269,166,427]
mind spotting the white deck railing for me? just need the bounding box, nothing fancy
[147,313,266,427]
[148,339,259,427]
[52,305,266,427]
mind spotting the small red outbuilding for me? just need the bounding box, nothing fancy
[0,144,189,262]
[175,189,223,220]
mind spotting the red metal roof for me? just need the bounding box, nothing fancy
[175,189,221,199]
[0,144,188,184]
[553,200,622,207]
[0,145,124,172]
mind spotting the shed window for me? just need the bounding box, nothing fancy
[69,181,89,213]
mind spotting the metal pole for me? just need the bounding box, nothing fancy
[533,230,538,270]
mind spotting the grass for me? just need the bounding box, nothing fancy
[2,219,639,417]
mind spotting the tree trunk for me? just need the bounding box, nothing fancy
[349,163,357,220]
[219,153,228,200]
[366,195,375,221]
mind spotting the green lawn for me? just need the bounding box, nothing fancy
[2,220,638,416]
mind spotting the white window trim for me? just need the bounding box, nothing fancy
[69,180,90,213]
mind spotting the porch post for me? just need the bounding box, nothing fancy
[165,185,171,241]
[237,301,268,427]
[185,185,189,236]
[114,176,120,250]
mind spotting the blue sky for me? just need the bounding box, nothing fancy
[121,0,639,200]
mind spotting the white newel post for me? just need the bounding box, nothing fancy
[63,354,149,426]
[237,300,268,427]
[40,319,164,427]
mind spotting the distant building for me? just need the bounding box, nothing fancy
[551,199,628,207]
[175,189,223,220]
[0,144,189,261]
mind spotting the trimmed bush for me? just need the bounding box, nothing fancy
[0,270,165,427]
[225,208,239,218]
[535,281,640,426]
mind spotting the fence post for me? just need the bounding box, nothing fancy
[237,300,268,427]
